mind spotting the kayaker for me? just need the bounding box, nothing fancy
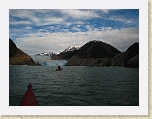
[58,65,62,69]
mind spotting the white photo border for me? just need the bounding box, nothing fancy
[0,0,148,115]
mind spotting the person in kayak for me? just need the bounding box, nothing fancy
[58,65,62,69]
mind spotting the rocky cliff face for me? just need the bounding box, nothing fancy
[9,39,39,65]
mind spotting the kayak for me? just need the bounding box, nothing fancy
[19,83,39,106]
[56,69,62,71]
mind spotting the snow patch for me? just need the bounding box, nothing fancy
[62,46,80,53]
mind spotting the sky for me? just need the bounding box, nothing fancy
[9,9,139,55]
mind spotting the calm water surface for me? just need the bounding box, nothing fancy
[9,66,139,106]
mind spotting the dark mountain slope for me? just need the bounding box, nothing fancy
[51,49,78,60]
[65,40,121,66]
[75,40,121,58]
[111,42,139,67]
[9,38,39,65]
[9,38,18,57]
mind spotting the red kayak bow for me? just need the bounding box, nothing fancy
[19,83,39,106]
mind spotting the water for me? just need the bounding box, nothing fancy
[9,66,139,106]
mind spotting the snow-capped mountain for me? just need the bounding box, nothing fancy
[34,52,56,56]
[62,46,80,53]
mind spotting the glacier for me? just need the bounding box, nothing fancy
[30,55,67,66]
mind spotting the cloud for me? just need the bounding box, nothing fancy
[59,29,69,32]
[58,9,100,19]
[98,27,139,51]
[9,9,66,26]
[9,9,101,27]
[9,27,34,39]
[9,9,139,55]
[85,25,94,31]
[40,17,65,26]
[71,26,81,31]
[14,27,138,55]
[9,9,138,30]
[50,26,55,30]
[25,26,32,30]
[10,21,32,25]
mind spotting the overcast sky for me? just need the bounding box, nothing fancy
[9,9,139,55]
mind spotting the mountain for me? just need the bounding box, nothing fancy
[48,40,139,67]
[52,40,121,65]
[9,39,39,65]
[52,40,121,60]
[66,40,121,66]
[51,46,79,60]
[111,42,139,68]
[75,40,121,58]
[52,40,139,68]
